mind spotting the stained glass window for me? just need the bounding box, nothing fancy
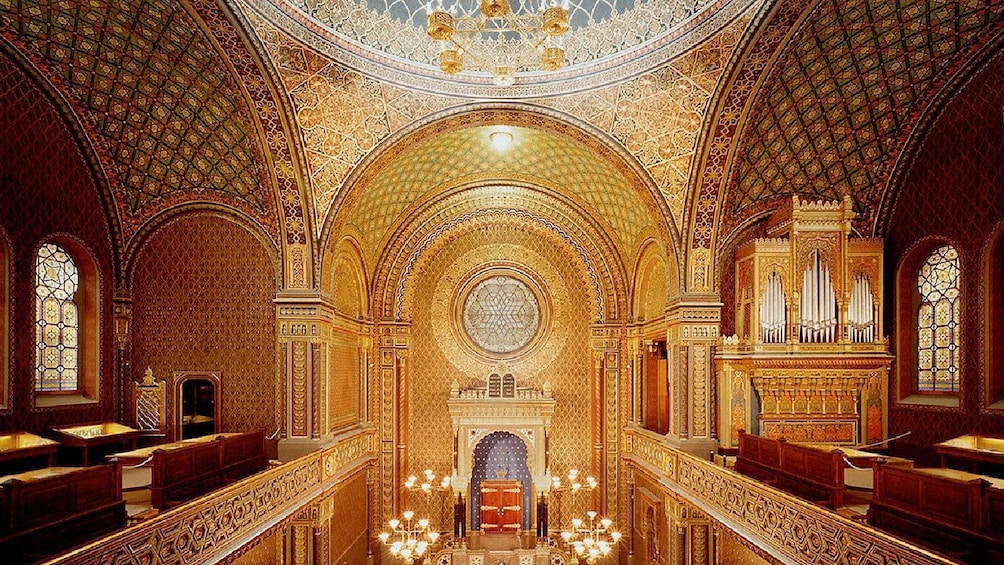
[35,243,79,392]
[463,275,540,354]
[916,245,960,392]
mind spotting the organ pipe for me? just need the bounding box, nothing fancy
[799,249,837,343]
[759,272,786,343]
[847,274,875,343]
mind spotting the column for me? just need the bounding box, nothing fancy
[665,295,722,457]
[591,324,623,525]
[113,290,133,424]
[277,290,328,460]
[377,322,409,521]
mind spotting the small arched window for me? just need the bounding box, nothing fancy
[35,243,80,392]
[916,245,960,393]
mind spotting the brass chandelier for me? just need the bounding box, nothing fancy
[426,0,571,86]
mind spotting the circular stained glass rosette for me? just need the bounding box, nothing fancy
[462,275,541,354]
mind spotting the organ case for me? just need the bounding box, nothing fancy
[716,196,892,448]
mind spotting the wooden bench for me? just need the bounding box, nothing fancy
[735,430,846,508]
[935,434,1004,478]
[869,460,1004,562]
[0,464,126,562]
[144,431,267,509]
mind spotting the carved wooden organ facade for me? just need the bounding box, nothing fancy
[716,196,892,447]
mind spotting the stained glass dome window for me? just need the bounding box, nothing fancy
[462,275,541,354]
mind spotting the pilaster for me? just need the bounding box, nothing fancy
[287,495,335,565]
[377,322,410,522]
[113,290,133,424]
[591,324,622,525]
[276,290,329,460]
[665,296,721,457]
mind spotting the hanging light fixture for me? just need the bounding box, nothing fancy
[425,0,571,86]
[560,510,622,564]
[378,510,441,564]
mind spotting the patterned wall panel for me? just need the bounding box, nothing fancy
[327,470,370,564]
[225,528,282,565]
[884,49,1004,448]
[406,224,594,489]
[131,214,279,439]
[329,331,360,434]
[0,50,116,430]
[0,0,279,241]
[634,247,668,322]
[723,0,1004,239]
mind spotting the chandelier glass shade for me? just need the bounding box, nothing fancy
[425,0,571,86]
[560,510,622,564]
[378,510,441,564]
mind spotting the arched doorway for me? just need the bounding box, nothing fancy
[470,431,532,532]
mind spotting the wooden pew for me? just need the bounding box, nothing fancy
[869,460,1004,562]
[147,431,268,509]
[935,434,1004,478]
[735,430,780,484]
[735,430,846,508]
[220,430,268,483]
[149,438,223,509]
[0,464,126,562]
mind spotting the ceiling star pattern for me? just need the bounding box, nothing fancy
[724,0,1004,238]
[0,0,276,240]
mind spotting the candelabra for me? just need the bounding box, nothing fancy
[405,469,453,534]
[549,468,597,531]
[378,510,441,564]
[560,511,622,564]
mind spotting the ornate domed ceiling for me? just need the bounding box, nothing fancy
[242,0,755,97]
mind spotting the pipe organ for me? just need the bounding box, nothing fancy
[716,196,891,448]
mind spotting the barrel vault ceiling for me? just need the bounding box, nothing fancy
[0,0,1000,290]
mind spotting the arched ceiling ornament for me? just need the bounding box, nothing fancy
[371,183,627,323]
[239,0,756,98]
[686,0,1004,294]
[0,0,286,246]
[726,0,1004,238]
[321,104,678,287]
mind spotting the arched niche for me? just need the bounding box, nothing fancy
[175,371,221,440]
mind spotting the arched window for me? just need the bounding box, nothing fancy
[916,245,960,393]
[35,243,80,392]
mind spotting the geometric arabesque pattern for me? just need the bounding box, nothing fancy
[131,214,279,439]
[405,222,594,503]
[728,0,1004,235]
[345,126,652,264]
[248,4,750,245]
[0,0,271,234]
[463,275,541,355]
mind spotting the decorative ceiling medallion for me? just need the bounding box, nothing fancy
[244,0,755,98]
[455,267,551,359]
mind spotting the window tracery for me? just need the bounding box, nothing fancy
[35,243,80,392]
[916,245,960,393]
